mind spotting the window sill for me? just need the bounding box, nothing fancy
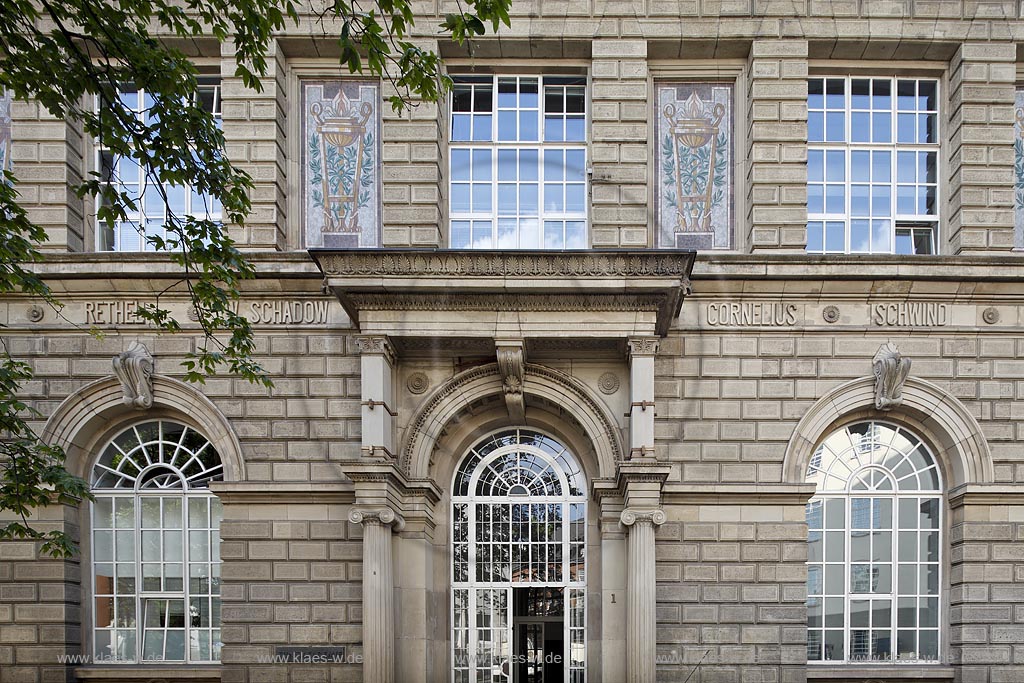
[806,666,954,680]
[74,665,220,681]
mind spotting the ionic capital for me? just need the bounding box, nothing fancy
[348,506,405,531]
[619,508,666,527]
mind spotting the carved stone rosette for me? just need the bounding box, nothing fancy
[872,342,911,411]
[112,341,155,409]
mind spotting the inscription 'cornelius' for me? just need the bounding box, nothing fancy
[872,303,948,327]
[706,303,798,326]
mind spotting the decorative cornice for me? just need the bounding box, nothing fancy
[112,341,154,409]
[314,250,695,278]
[311,249,695,337]
[620,508,666,526]
[873,341,911,411]
[348,292,668,312]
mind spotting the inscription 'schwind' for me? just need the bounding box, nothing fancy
[871,303,948,327]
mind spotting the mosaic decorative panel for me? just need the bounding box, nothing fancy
[302,81,380,248]
[1015,88,1024,250]
[0,90,12,173]
[656,82,733,250]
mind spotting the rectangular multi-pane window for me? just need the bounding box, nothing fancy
[807,77,939,255]
[449,75,588,249]
[97,77,222,251]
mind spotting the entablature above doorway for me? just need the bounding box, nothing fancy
[310,249,695,338]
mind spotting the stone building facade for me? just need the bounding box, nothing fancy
[2,2,1024,683]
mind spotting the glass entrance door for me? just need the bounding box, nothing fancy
[514,588,564,683]
[451,429,587,683]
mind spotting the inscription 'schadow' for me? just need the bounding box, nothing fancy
[84,300,330,325]
[871,303,948,327]
[706,302,799,327]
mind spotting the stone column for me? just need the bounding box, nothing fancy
[621,508,665,683]
[627,337,659,459]
[355,335,396,458]
[349,507,403,683]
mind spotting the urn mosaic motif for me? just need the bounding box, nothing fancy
[656,83,733,250]
[0,90,12,173]
[1015,88,1024,249]
[302,81,380,248]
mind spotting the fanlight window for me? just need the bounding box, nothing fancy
[805,421,942,665]
[454,429,584,498]
[91,420,223,490]
[91,421,223,663]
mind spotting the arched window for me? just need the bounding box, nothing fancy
[451,429,587,682]
[805,421,942,664]
[90,420,223,663]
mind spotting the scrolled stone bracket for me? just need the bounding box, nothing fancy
[348,507,405,531]
[872,341,911,411]
[495,338,526,423]
[112,341,155,409]
[619,508,666,528]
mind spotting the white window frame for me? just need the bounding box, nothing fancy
[448,74,589,249]
[90,421,223,664]
[806,421,944,666]
[95,77,223,252]
[807,75,940,255]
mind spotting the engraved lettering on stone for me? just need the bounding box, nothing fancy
[871,303,948,327]
[113,341,155,410]
[873,342,911,411]
[706,302,798,327]
[246,300,330,325]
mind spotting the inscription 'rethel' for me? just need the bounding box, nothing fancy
[871,303,948,327]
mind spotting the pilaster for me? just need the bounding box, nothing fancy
[10,98,85,251]
[220,39,287,249]
[590,39,650,247]
[627,337,659,459]
[746,39,808,252]
[355,335,396,459]
[948,42,1016,253]
[380,39,443,247]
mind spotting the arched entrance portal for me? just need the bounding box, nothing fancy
[451,429,587,683]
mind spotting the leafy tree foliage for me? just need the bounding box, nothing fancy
[0,0,510,556]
